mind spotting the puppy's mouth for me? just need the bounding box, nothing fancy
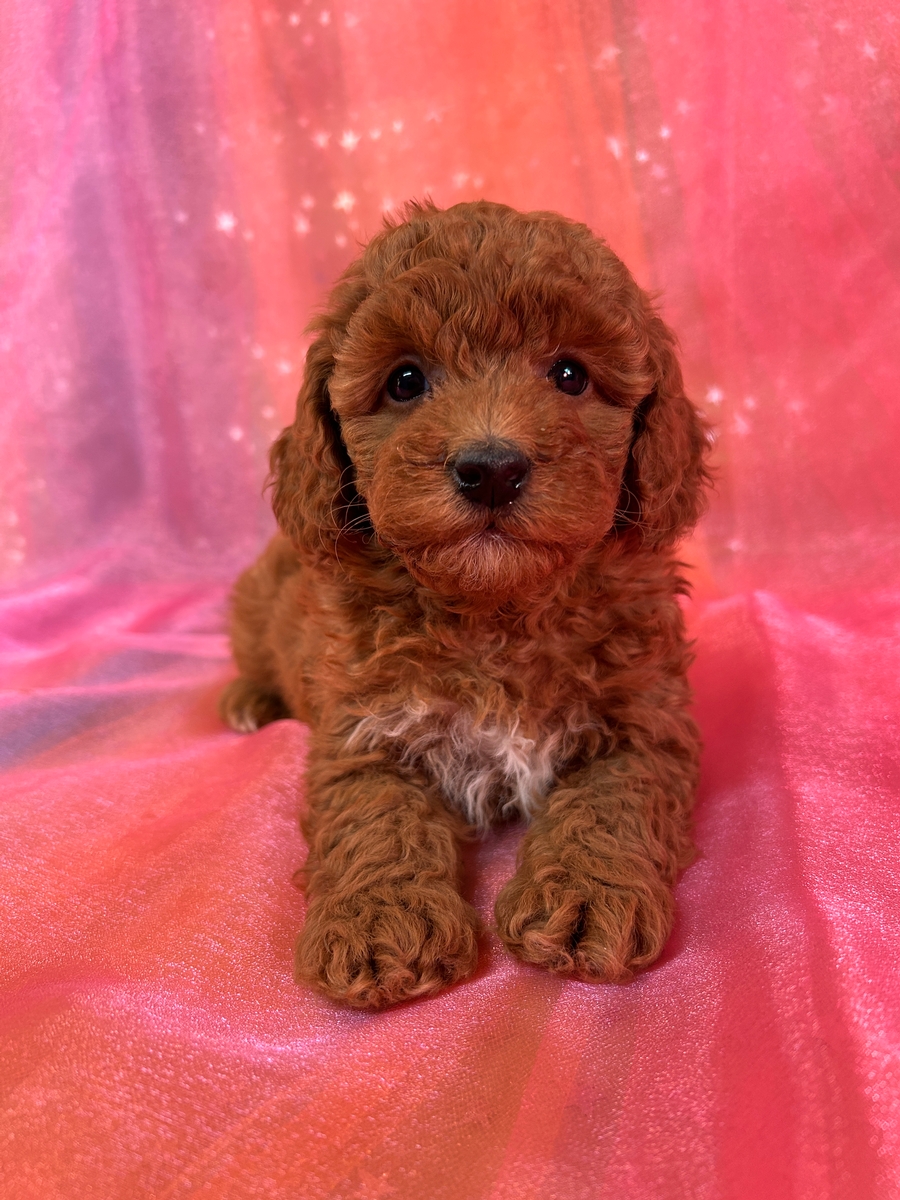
[367,443,609,598]
[398,518,527,559]
[463,521,559,560]
[399,524,574,600]
[455,503,533,549]
[470,505,518,530]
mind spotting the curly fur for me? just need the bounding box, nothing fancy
[221,200,711,1009]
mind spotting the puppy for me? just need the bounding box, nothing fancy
[221,200,710,1009]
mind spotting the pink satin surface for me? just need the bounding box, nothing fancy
[2,2,899,1197]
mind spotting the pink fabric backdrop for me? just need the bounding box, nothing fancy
[2,1,899,1196]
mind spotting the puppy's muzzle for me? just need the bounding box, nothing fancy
[449,442,531,509]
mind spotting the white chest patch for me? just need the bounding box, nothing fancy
[346,702,560,829]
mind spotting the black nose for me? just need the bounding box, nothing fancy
[450,443,531,508]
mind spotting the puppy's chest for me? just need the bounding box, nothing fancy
[348,699,561,828]
[345,649,596,829]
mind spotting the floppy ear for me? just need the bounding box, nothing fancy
[622,315,711,547]
[269,330,369,564]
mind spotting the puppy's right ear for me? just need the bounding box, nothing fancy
[269,332,363,562]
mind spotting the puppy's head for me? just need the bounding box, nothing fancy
[272,201,709,599]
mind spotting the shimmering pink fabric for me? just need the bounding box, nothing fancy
[2,2,899,1196]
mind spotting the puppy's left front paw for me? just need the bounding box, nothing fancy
[495,868,673,983]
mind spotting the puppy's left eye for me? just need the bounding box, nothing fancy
[548,359,589,396]
[386,364,429,402]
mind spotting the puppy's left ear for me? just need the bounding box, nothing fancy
[625,316,711,547]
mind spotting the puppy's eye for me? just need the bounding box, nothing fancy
[386,364,429,402]
[548,359,589,396]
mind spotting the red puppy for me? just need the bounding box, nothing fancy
[221,200,710,1009]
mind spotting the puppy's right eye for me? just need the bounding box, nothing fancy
[386,364,428,402]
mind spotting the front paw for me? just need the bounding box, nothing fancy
[495,866,673,983]
[296,883,480,1009]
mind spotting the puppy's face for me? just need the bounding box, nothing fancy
[326,217,656,598]
[273,203,707,600]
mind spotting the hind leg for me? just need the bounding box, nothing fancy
[219,677,289,732]
[220,534,299,732]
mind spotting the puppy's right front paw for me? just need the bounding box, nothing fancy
[296,884,480,1009]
